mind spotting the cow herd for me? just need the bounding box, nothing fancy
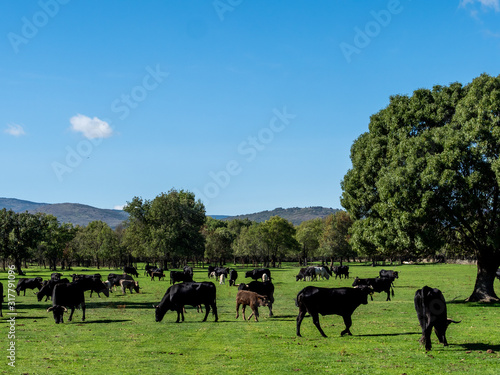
[1,264,486,351]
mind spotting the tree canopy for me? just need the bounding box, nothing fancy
[341,73,500,302]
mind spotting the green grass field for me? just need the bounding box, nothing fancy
[1,263,499,375]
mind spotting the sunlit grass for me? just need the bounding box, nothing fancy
[1,263,499,374]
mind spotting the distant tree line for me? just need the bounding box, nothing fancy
[0,190,357,275]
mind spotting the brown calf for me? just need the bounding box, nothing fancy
[235,290,270,322]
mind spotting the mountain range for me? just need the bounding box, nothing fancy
[0,198,340,228]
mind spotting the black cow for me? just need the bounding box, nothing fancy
[123,266,139,278]
[414,286,461,351]
[183,266,194,278]
[47,282,86,324]
[238,281,274,317]
[207,266,216,278]
[150,270,165,281]
[51,273,63,281]
[108,274,134,291]
[296,268,307,281]
[37,278,70,302]
[245,268,271,281]
[379,269,399,282]
[73,275,109,297]
[228,269,238,286]
[154,282,218,323]
[170,271,193,284]
[145,264,157,276]
[209,267,229,279]
[296,286,373,337]
[352,277,394,301]
[331,265,350,279]
[16,277,43,296]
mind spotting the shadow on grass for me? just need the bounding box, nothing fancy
[456,343,500,352]
[78,319,132,324]
[357,332,420,337]
[447,300,500,308]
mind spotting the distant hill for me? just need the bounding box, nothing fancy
[223,206,340,225]
[0,198,129,229]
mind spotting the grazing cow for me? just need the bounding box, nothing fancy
[314,266,330,280]
[72,276,110,298]
[304,267,316,281]
[170,270,193,284]
[379,269,399,282]
[219,274,226,285]
[145,264,158,276]
[235,290,270,322]
[120,279,140,294]
[207,266,216,278]
[16,277,43,296]
[47,282,86,324]
[352,277,394,301]
[108,274,134,291]
[331,265,350,279]
[154,281,218,323]
[245,268,271,281]
[228,269,238,286]
[37,278,70,302]
[151,270,166,281]
[296,268,307,281]
[238,281,275,317]
[123,266,139,278]
[414,286,461,351]
[0,282,3,317]
[295,286,373,337]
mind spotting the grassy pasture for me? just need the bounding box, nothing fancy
[1,263,499,375]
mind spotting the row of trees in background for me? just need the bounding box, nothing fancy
[0,190,354,275]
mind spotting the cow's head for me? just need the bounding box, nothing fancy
[357,285,374,304]
[133,282,140,293]
[257,295,270,307]
[47,305,68,324]
[154,304,167,322]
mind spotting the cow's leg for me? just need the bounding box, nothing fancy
[68,307,75,322]
[235,302,240,319]
[202,303,210,322]
[296,308,307,337]
[434,326,448,346]
[81,303,86,322]
[268,302,273,317]
[341,315,353,336]
[211,303,218,322]
[311,312,327,338]
[423,320,433,351]
[242,305,246,321]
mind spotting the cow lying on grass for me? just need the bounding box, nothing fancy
[235,290,269,322]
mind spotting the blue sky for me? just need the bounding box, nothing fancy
[1,0,499,216]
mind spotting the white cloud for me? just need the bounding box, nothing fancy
[460,0,500,12]
[4,123,26,137]
[70,114,113,139]
[114,205,125,210]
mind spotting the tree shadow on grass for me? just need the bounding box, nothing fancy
[455,343,500,352]
[77,319,132,324]
[447,300,500,308]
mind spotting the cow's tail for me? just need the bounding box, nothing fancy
[295,291,304,307]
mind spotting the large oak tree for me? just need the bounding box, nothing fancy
[341,74,500,302]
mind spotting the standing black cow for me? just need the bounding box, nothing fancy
[379,269,399,282]
[154,282,218,323]
[228,269,238,286]
[123,266,139,278]
[16,277,43,296]
[238,281,275,317]
[170,271,193,284]
[296,286,373,337]
[47,282,86,324]
[414,286,461,351]
[352,277,395,301]
[72,274,109,297]
[331,265,350,279]
[245,268,271,281]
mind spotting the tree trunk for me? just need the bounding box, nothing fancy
[466,249,499,302]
